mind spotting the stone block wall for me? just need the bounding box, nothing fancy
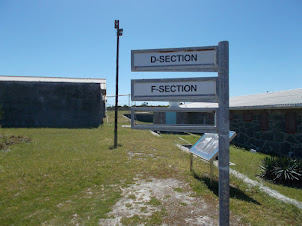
[0,81,104,128]
[230,109,302,158]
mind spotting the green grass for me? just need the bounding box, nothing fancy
[0,110,301,225]
[178,133,201,145]
[229,145,302,202]
[173,187,184,193]
[147,196,161,206]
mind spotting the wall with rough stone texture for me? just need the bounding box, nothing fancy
[0,81,104,128]
[230,109,302,158]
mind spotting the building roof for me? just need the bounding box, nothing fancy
[181,88,302,110]
[0,75,106,89]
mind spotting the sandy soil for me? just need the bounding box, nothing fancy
[99,176,228,225]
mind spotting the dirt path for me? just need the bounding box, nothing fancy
[99,175,243,225]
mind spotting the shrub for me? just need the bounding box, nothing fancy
[260,157,302,186]
[260,157,276,181]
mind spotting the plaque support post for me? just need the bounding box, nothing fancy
[190,153,193,172]
[210,160,213,185]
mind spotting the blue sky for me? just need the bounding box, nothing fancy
[0,0,301,103]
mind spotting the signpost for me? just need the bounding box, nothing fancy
[131,41,230,226]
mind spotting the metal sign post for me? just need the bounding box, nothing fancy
[131,41,230,225]
[217,41,230,226]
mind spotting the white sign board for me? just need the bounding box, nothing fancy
[131,47,218,72]
[190,131,236,162]
[131,77,217,101]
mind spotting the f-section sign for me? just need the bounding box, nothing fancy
[131,77,217,101]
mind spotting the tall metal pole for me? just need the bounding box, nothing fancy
[114,20,123,148]
[217,41,230,226]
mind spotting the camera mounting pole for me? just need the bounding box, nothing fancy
[114,20,123,149]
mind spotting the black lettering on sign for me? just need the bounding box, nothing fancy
[184,55,191,61]
[148,84,198,93]
[151,86,157,92]
[165,55,170,62]
[149,53,198,64]
[184,85,190,92]
[192,54,197,61]
[171,85,176,92]
[177,85,183,92]
[159,85,164,92]
[151,56,156,63]
[191,85,197,92]
[165,85,170,92]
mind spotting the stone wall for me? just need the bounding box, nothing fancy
[230,109,302,158]
[0,81,104,128]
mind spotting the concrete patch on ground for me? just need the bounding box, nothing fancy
[99,177,219,225]
[150,130,161,137]
[127,151,156,160]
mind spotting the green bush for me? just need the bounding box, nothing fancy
[260,157,302,186]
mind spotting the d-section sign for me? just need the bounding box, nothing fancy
[131,46,218,72]
[131,77,217,102]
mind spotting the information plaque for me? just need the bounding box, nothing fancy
[190,131,236,162]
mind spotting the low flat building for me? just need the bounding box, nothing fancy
[182,89,302,158]
[0,75,106,128]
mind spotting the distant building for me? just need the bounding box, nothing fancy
[181,89,302,158]
[0,75,106,128]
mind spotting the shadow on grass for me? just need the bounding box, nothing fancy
[109,144,123,150]
[192,171,261,205]
[261,177,302,189]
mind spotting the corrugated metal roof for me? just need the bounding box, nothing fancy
[230,89,302,109]
[0,75,106,89]
[181,88,302,110]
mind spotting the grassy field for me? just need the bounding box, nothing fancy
[179,133,302,202]
[0,111,301,225]
[229,145,302,202]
